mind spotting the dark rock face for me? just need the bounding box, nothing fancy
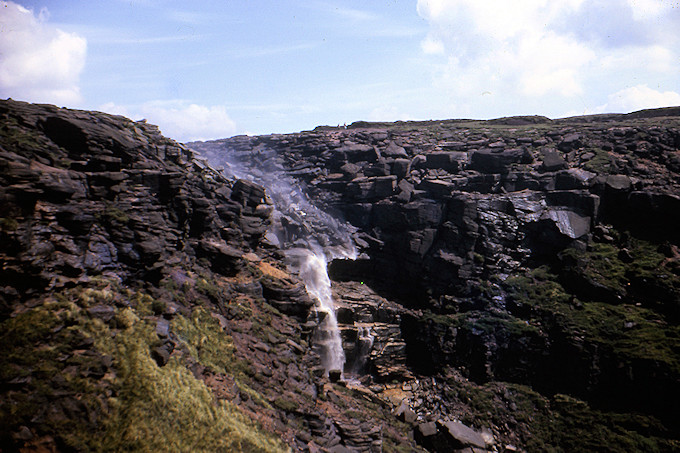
[3,99,680,453]
[193,115,680,302]
[191,109,680,451]
[0,100,274,306]
[0,100,425,453]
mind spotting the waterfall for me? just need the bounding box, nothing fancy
[298,245,345,372]
[350,325,375,375]
[286,242,356,373]
[194,142,355,375]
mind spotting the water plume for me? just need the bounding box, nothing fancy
[194,142,355,375]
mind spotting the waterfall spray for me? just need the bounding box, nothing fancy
[196,142,356,375]
[348,325,374,376]
[298,246,345,372]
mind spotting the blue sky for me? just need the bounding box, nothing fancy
[1,1,679,141]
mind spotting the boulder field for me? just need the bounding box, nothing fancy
[2,98,680,452]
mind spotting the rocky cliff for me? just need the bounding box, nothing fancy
[191,108,680,452]
[0,99,416,452]
[2,98,680,452]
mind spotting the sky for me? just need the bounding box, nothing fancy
[1,1,679,142]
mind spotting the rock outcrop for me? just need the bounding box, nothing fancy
[0,100,424,452]
[191,109,680,452]
[2,98,680,452]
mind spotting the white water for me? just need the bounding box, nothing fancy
[197,143,356,375]
[352,325,375,375]
[289,242,356,374]
[299,245,345,372]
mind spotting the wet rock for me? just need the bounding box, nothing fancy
[155,318,170,338]
[418,179,456,199]
[151,345,172,367]
[340,163,362,179]
[262,279,314,320]
[395,400,417,424]
[541,149,568,171]
[425,152,467,172]
[391,158,410,178]
[414,421,438,448]
[12,426,33,442]
[197,239,243,275]
[555,168,596,189]
[383,141,407,157]
[338,143,379,162]
[137,239,163,263]
[470,148,532,173]
[544,209,591,239]
[605,174,632,191]
[231,178,266,207]
[438,420,487,449]
[558,133,583,151]
[328,369,342,383]
[328,445,354,453]
[347,176,397,200]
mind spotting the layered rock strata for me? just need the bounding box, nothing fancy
[191,108,680,452]
[2,98,679,452]
[0,100,425,452]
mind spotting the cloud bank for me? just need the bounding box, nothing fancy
[416,0,680,117]
[0,1,87,104]
[599,85,680,114]
[100,101,238,142]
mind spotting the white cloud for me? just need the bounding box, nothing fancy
[0,1,86,105]
[330,5,376,22]
[599,45,675,74]
[99,101,238,142]
[627,0,672,20]
[306,2,376,22]
[514,30,595,97]
[597,85,680,113]
[416,1,593,105]
[415,0,680,118]
[421,35,445,55]
[98,102,131,118]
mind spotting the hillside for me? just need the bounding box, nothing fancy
[2,98,680,452]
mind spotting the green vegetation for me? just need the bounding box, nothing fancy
[0,286,288,452]
[0,115,45,157]
[561,242,627,292]
[101,319,286,453]
[445,377,677,452]
[0,217,19,232]
[195,275,226,301]
[273,397,299,413]
[98,204,130,225]
[504,266,571,309]
[173,308,236,375]
[558,238,680,317]
[462,312,540,337]
[0,297,111,450]
[543,394,670,453]
[504,261,680,374]
[582,147,616,173]
[172,307,270,408]
[420,307,540,338]
[488,245,680,451]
